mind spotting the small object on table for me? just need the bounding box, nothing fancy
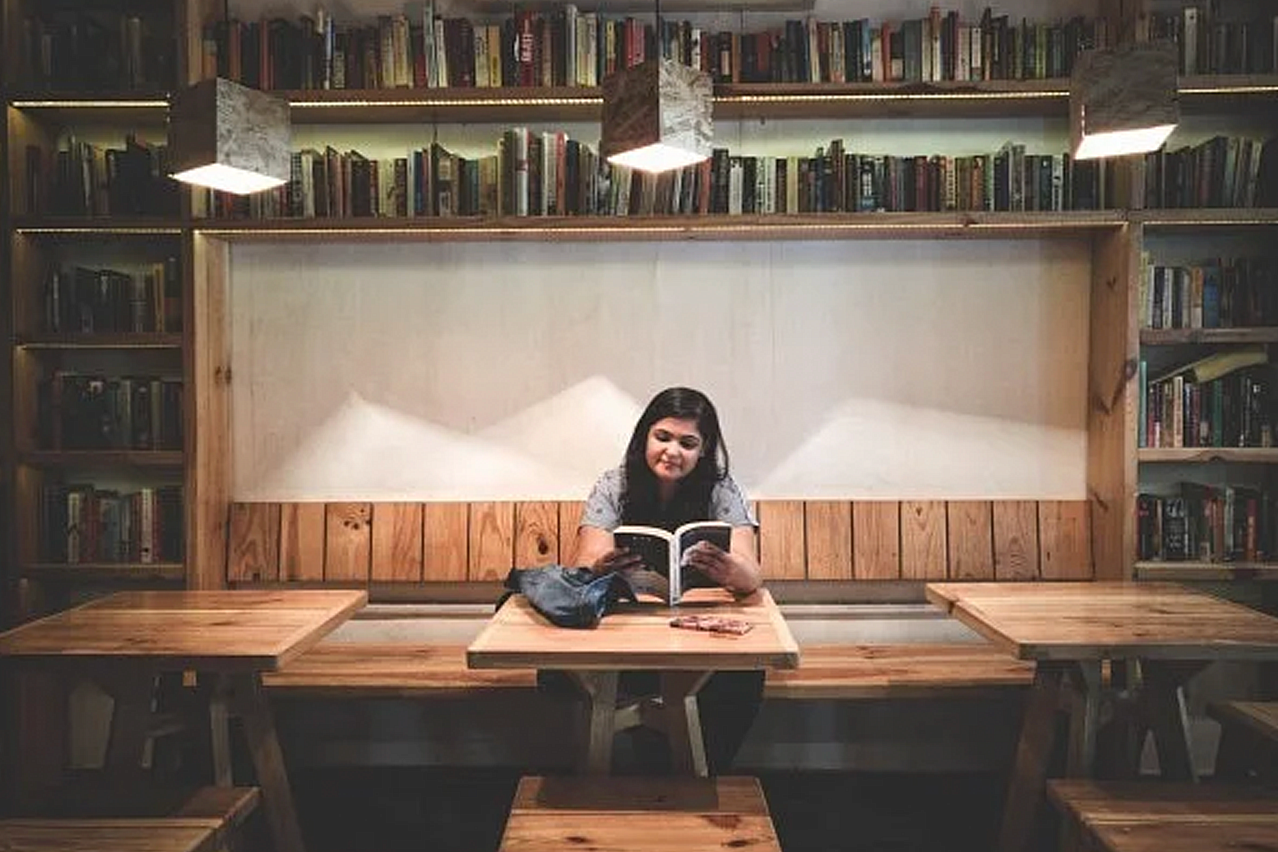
[669,614,753,635]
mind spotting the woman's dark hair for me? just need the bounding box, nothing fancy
[620,387,730,529]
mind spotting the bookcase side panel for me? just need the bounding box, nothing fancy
[1087,224,1140,580]
[187,232,232,589]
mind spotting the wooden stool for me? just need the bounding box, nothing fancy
[1047,779,1278,852]
[497,776,781,852]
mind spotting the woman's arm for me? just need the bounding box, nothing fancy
[572,526,644,574]
[571,526,615,568]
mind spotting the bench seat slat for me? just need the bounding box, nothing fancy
[763,644,1035,698]
[0,821,220,852]
[1209,700,1278,742]
[1048,780,1278,852]
[262,643,538,696]
[261,641,1034,698]
[500,776,780,852]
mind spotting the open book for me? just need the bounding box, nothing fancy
[613,520,732,605]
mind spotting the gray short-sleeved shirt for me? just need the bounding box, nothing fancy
[580,466,758,531]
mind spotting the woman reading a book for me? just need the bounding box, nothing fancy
[568,385,764,773]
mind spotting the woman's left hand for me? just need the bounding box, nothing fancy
[683,540,761,596]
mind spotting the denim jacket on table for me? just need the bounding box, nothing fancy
[501,564,636,629]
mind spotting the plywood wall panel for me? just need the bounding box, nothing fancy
[371,503,424,582]
[947,501,994,580]
[853,502,900,580]
[900,500,946,581]
[227,502,279,582]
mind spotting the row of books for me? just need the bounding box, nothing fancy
[1138,357,1273,449]
[24,138,180,218]
[14,9,175,90]
[43,260,182,336]
[1140,257,1277,331]
[199,5,1117,92]
[197,136,1126,221]
[39,484,183,564]
[197,132,1278,221]
[12,2,1278,94]
[1137,485,1275,562]
[38,373,184,452]
[1144,136,1275,210]
[1148,5,1278,75]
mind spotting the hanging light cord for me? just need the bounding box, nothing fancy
[654,0,662,58]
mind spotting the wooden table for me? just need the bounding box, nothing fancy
[0,589,368,852]
[925,581,1278,852]
[467,587,799,776]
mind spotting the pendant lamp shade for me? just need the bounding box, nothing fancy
[168,77,291,195]
[600,59,713,174]
[1070,41,1179,161]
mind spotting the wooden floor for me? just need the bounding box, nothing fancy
[289,766,1004,852]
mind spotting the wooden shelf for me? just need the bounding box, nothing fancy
[1140,327,1278,346]
[19,562,185,582]
[6,91,171,128]
[1138,448,1278,463]
[274,76,1278,122]
[1135,208,1278,228]
[194,210,1127,241]
[11,217,186,235]
[9,75,1274,125]
[19,450,185,468]
[16,334,184,350]
[1135,561,1278,581]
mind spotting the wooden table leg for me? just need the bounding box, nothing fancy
[201,673,234,787]
[1140,660,1207,782]
[566,672,619,775]
[1066,661,1103,778]
[658,671,713,777]
[98,671,156,775]
[1059,661,1103,852]
[230,672,307,852]
[998,662,1068,852]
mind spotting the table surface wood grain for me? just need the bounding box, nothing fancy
[0,590,368,672]
[925,582,1278,662]
[468,587,800,671]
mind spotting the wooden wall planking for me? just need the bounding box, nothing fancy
[226,499,1094,585]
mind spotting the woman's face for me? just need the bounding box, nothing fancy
[645,417,704,488]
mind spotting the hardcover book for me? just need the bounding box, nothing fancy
[613,520,731,605]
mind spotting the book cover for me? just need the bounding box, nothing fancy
[612,520,732,605]
[1153,345,1267,386]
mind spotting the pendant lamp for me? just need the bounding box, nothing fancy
[600,57,713,173]
[1070,41,1179,161]
[168,77,291,195]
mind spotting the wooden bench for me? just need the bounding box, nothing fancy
[262,640,1034,699]
[1209,700,1278,780]
[2,785,260,852]
[497,775,781,852]
[1047,779,1278,852]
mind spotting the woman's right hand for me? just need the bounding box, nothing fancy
[589,548,644,574]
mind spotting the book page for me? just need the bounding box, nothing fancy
[676,522,732,589]
[614,529,674,601]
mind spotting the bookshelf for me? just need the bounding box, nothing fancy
[1,0,208,610]
[1133,211,1278,581]
[3,0,1278,622]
